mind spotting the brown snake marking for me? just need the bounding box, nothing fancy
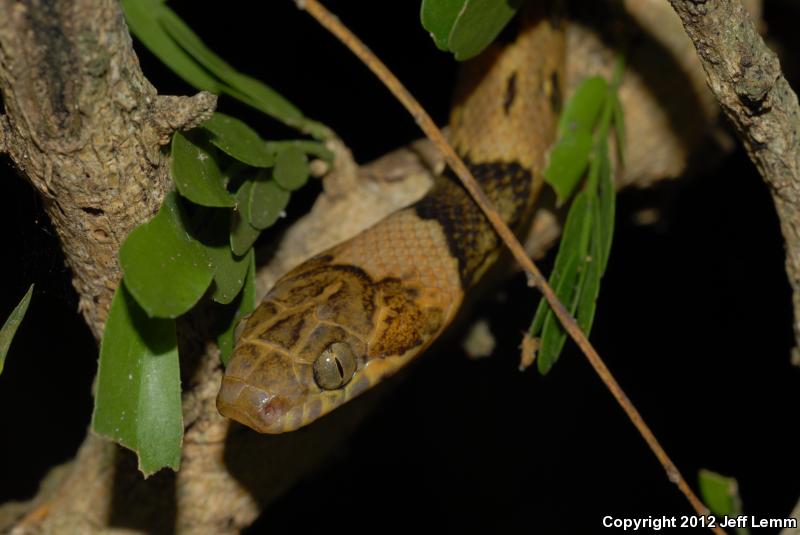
[217,5,565,433]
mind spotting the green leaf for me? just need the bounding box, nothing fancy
[265,140,334,163]
[198,209,254,304]
[535,192,595,374]
[125,1,329,138]
[171,132,234,208]
[595,140,616,272]
[249,172,291,230]
[448,0,522,61]
[576,222,602,336]
[231,181,262,256]
[120,0,221,93]
[155,5,304,126]
[420,0,466,51]
[156,6,238,82]
[0,284,33,376]
[202,113,275,168]
[217,253,257,365]
[530,192,591,335]
[220,72,303,122]
[120,191,214,318]
[699,470,749,535]
[558,76,608,136]
[536,253,581,374]
[611,91,626,167]
[273,147,309,191]
[544,130,593,203]
[92,284,182,476]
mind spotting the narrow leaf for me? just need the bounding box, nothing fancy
[171,132,234,208]
[420,0,465,51]
[202,113,275,168]
[265,140,334,163]
[544,130,593,203]
[221,73,303,123]
[611,91,626,167]
[120,0,221,93]
[448,0,522,61]
[217,253,257,365]
[92,284,182,476]
[576,225,602,336]
[596,141,616,272]
[558,76,608,136]
[537,252,582,375]
[273,147,309,191]
[0,284,33,375]
[156,6,238,81]
[536,193,595,374]
[120,191,214,318]
[156,5,304,125]
[530,192,592,334]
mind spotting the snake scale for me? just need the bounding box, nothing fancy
[217,5,565,433]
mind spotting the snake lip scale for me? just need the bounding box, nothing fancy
[217,5,565,433]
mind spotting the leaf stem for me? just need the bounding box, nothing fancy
[295,1,723,531]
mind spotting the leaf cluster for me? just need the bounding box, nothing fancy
[92,1,329,475]
[529,63,625,374]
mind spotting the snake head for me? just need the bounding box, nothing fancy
[217,255,448,433]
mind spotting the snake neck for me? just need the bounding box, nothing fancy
[413,162,532,288]
[414,4,565,288]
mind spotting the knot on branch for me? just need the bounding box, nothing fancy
[735,49,780,113]
[151,91,217,145]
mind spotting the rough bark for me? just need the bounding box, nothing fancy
[669,0,800,365]
[0,0,215,338]
[0,0,761,533]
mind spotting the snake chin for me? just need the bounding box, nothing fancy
[217,369,373,434]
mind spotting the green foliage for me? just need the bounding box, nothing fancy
[119,191,214,318]
[530,62,625,374]
[171,132,234,208]
[217,254,257,365]
[248,173,291,229]
[203,113,276,168]
[420,0,521,60]
[120,0,329,138]
[274,147,310,191]
[699,470,750,535]
[0,284,33,376]
[93,2,329,474]
[92,285,182,477]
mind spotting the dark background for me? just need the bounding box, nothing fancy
[1,2,798,533]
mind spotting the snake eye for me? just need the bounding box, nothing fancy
[312,342,357,390]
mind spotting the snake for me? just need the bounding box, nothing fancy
[217,5,565,433]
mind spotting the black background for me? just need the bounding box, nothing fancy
[1,2,798,533]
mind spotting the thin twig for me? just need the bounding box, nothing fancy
[296,1,723,531]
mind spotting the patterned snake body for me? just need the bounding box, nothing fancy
[217,6,565,433]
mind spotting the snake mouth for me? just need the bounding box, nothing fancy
[217,375,297,433]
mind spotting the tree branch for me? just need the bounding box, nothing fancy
[669,0,800,364]
[0,0,753,532]
[0,0,215,337]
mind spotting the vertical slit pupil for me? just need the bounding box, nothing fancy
[335,356,344,378]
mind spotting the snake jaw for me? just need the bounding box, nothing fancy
[217,376,284,433]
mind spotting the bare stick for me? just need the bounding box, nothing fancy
[295,0,723,530]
